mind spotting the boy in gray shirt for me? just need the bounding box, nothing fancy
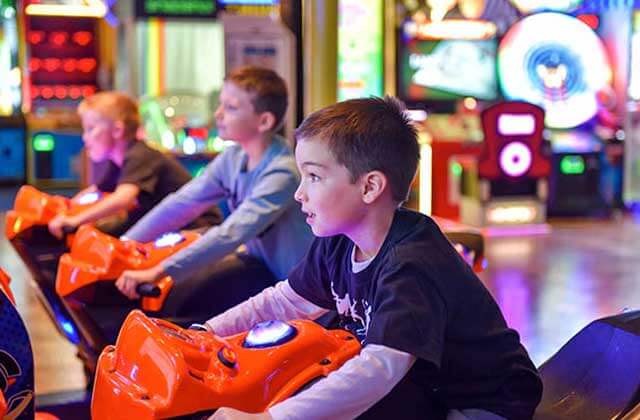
[115,66,313,318]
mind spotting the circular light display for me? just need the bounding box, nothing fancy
[499,141,532,177]
[76,191,102,205]
[153,232,185,248]
[243,320,297,349]
[509,0,583,13]
[498,12,611,129]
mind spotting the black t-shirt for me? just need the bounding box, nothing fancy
[96,141,222,235]
[288,208,542,420]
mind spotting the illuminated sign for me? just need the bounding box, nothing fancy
[498,114,536,136]
[403,19,497,41]
[135,0,217,18]
[33,134,55,152]
[560,155,585,174]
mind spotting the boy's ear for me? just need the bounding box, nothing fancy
[361,170,388,204]
[257,111,277,133]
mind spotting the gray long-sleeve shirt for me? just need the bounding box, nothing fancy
[124,136,313,282]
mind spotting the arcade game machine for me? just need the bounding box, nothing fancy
[0,0,26,185]
[498,4,619,217]
[458,101,551,229]
[116,0,226,178]
[21,0,109,188]
[395,0,505,219]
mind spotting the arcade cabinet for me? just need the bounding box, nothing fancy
[22,2,107,188]
[0,1,26,185]
[459,101,551,227]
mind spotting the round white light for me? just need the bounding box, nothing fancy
[499,141,532,177]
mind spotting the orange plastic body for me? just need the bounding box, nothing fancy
[56,226,199,310]
[92,311,361,419]
[0,268,15,305]
[0,390,6,417]
[4,185,109,240]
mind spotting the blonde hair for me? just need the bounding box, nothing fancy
[78,91,140,139]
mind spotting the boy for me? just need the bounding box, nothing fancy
[206,97,542,420]
[115,66,313,319]
[48,92,220,238]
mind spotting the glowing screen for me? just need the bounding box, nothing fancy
[399,38,497,101]
[498,12,611,129]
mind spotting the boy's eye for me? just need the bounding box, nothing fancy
[309,173,320,182]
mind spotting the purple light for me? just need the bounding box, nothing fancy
[76,191,101,205]
[484,223,551,237]
[153,232,185,248]
[499,141,532,177]
[244,320,297,348]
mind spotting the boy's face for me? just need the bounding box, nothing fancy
[80,109,117,162]
[214,81,265,142]
[294,138,367,238]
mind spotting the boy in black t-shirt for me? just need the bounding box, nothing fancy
[205,97,542,420]
[48,92,221,238]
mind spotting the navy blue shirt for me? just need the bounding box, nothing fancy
[289,208,542,419]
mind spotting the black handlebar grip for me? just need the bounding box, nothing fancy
[136,283,161,297]
[61,225,78,235]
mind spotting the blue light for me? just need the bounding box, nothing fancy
[243,320,297,348]
[57,314,80,345]
[76,191,102,205]
[154,232,185,248]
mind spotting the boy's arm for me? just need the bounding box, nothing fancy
[48,183,138,238]
[206,280,329,337]
[160,163,299,284]
[124,155,228,242]
[70,184,97,201]
[267,344,416,420]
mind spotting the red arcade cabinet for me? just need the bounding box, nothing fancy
[459,101,551,228]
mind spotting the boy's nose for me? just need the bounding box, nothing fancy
[294,183,305,203]
[214,105,223,120]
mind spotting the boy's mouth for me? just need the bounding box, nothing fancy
[303,210,315,223]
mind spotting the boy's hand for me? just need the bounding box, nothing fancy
[115,265,165,300]
[48,215,79,239]
[209,407,272,420]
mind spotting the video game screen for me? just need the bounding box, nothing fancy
[398,37,498,102]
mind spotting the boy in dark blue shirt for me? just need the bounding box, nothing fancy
[206,97,542,420]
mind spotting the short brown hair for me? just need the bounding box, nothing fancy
[78,91,140,139]
[225,66,288,131]
[295,96,419,203]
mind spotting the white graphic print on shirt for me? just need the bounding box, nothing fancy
[331,281,372,340]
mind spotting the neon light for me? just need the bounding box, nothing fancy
[498,114,536,136]
[72,31,93,46]
[451,161,462,177]
[403,19,497,41]
[406,109,428,121]
[487,205,537,224]
[419,142,432,215]
[243,320,297,348]
[499,142,532,177]
[560,155,585,174]
[33,134,55,152]
[25,1,108,17]
[27,31,45,45]
[509,0,583,13]
[183,137,197,155]
[498,13,611,129]
[50,31,68,46]
[154,232,185,248]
